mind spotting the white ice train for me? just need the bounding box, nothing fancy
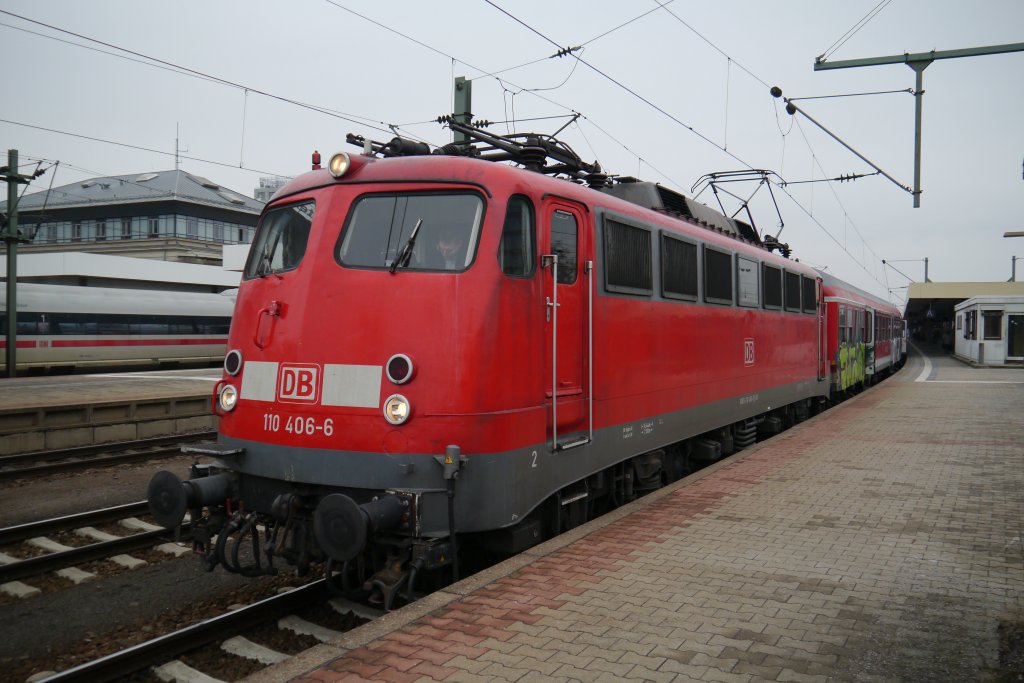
[0,283,234,373]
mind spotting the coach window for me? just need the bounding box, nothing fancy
[839,306,847,343]
[604,218,652,295]
[762,264,782,310]
[245,200,315,279]
[661,233,698,301]
[498,195,534,278]
[784,271,801,312]
[983,311,1002,340]
[801,275,816,313]
[736,255,759,307]
[703,246,733,305]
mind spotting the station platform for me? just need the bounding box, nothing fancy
[253,346,1024,682]
[0,368,220,454]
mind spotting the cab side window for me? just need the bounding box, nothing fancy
[498,195,535,277]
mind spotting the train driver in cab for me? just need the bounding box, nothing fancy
[433,227,465,270]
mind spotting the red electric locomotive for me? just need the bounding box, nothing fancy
[148,123,898,604]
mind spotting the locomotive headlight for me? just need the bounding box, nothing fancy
[383,394,410,425]
[328,151,351,178]
[218,384,239,412]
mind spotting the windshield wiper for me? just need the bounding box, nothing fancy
[255,232,283,278]
[256,246,273,277]
[389,218,423,274]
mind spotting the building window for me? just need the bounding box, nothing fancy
[603,218,652,295]
[498,195,534,278]
[661,234,698,301]
[148,217,159,237]
[121,218,132,239]
[186,216,198,238]
[964,310,977,340]
[46,224,57,242]
[983,311,1002,340]
[72,221,82,242]
[703,246,733,305]
[96,220,107,241]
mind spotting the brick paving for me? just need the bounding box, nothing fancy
[260,351,1024,682]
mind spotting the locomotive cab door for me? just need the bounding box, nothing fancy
[540,198,590,451]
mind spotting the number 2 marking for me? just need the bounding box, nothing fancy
[531,451,538,468]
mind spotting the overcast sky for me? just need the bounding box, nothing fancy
[3,0,1022,301]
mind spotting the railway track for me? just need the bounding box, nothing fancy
[0,501,191,597]
[32,582,380,683]
[0,431,216,481]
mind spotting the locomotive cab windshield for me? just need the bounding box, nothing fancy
[337,191,483,272]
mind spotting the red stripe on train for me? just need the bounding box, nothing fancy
[0,338,227,349]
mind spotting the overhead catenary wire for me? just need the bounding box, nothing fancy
[476,1,890,290]
[0,9,415,140]
[787,88,914,102]
[482,0,756,171]
[468,1,676,83]
[2,118,290,178]
[12,2,894,296]
[817,0,893,64]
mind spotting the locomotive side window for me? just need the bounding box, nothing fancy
[762,264,782,309]
[550,210,578,284]
[603,218,652,295]
[784,271,801,312]
[703,246,733,305]
[736,255,759,308]
[245,201,315,279]
[499,195,535,278]
[801,275,816,313]
[661,233,698,301]
[337,192,483,272]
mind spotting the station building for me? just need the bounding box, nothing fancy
[904,281,1024,365]
[0,169,265,267]
[953,295,1024,365]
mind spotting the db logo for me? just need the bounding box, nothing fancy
[743,339,755,366]
[277,363,321,403]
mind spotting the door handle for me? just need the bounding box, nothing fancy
[546,297,560,322]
